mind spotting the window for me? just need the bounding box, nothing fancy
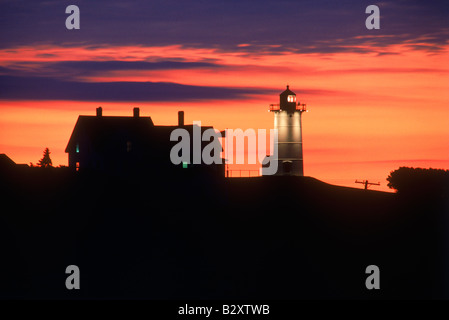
[75,162,80,171]
[182,162,188,169]
[76,143,79,153]
[287,95,296,103]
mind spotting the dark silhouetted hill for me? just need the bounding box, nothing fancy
[0,166,448,299]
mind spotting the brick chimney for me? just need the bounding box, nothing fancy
[133,107,140,118]
[178,111,184,126]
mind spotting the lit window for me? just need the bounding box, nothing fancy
[287,95,296,103]
[76,143,79,153]
[182,162,188,169]
[75,162,80,171]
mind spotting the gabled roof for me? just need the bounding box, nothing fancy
[0,153,16,167]
[65,115,219,154]
[65,115,154,153]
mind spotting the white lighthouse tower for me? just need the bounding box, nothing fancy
[263,85,307,176]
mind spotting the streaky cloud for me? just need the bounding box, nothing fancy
[0,0,447,54]
[0,75,270,102]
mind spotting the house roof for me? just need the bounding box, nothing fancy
[65,115,217,153]
[65,115,155,153]
[0,153,16,167]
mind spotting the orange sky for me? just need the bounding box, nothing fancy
[1,43,448,192]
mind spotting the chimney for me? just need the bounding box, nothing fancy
[178,111,184,126]
[96,107,102,117]
[133,107,140,118]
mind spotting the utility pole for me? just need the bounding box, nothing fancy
[355,180,380,190]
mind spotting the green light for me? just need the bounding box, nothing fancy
[182,162,188,169]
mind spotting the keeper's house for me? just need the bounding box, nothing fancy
[65,107,224,176]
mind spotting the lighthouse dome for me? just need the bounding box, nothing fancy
[280,85,296,97]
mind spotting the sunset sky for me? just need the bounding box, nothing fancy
[1,0,448,191]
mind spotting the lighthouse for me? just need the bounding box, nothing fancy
[263,86,307,176]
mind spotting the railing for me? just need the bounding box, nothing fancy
[268,103,307,112]
[296,103,307,111]
[226,169,260,178]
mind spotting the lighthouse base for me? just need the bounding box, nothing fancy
[262,158,304,176]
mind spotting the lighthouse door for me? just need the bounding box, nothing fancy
[282,161,292,174]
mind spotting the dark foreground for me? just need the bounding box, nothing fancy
[1,167,448,299]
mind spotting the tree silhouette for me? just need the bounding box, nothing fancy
[387,166,449,194]
[37,148,53,168]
